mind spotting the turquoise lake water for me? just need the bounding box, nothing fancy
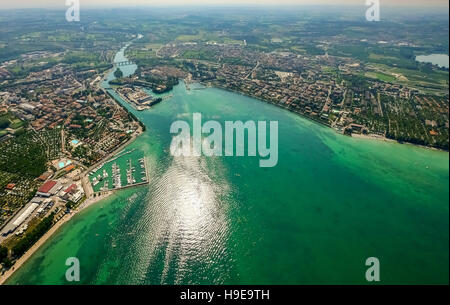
[6,82,449,285]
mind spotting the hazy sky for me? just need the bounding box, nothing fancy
[0,0,448,9]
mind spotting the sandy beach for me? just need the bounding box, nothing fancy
[350,133,396,143]
[351,133,447,152]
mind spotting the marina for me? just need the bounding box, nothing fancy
[89,149,149,193]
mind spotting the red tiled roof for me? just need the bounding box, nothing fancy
[65,164,75,172]
[5,183,15,190]
[38,180,57,193]
[38,172,52,181]
[64,184,77,193]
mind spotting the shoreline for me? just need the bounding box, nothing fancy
[0,125,143,285]
[0,76,447,285]
[0,82,145,286]
[0,191,114,285]
[350,133,447,152]
[0,125,144,285]
[350,133,396,143]
[206,82,448,153]
[0,39,147,285]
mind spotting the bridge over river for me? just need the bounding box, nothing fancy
[115,61,135,66]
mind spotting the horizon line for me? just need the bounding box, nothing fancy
[1,3,449,10]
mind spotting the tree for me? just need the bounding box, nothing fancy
[0,245,7,263]
[114,68,124,79]
[1,258,13,269]
[12,213,54,258]
[0,117,10,129]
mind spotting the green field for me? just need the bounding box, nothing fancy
[0,113,24,131]
[365,71,397,82]
[368,63,449,93]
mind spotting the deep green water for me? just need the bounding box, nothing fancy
[6,82,449,285]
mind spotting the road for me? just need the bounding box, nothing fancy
[245,61,260,79]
